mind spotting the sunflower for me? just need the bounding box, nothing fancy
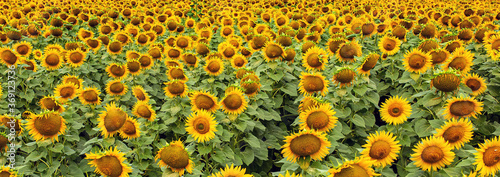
[190,90,219,113]
[85,38,102,50]
[181,53,198,67]
[164,80,188,98]
[298,72,329,96]
[263,41,285,62]
[98,102,127,137]
[358,53,380,75]
[185,110,218,143]
[26,111,67,142]
[119,117,141,139]
[299,104,337,132]
[107,40,123,55]
[418,39,440,53]
[361,131,401,168]
[132,85,150,102]
[278,171,301,177]
[298,96,322,113]
[54,82,79,102]
[484,34,500,61]
[434,118,473,150]
[445,40,463,53]
[336,41,362,62]
[106,63,128,79]
[12,41,32,57]
[155,140,194,176]
[85,147,132,177]
[442,47,473,73]
[32,49,43,60]
[39,95,65,113]
[167,66,188,81]
[0,166,18,177]
[443,95,483,120]
[327,157,379,177]
[132,101,156,121]
[231,54,248,69]
[113,31,130,45]
[282,129,331,163]
[430,49,450,66]
[66,48,86,67]
[220,88,248,115]
[378,35,401,56]
[165,59,183,69]
[208,164,253,177]
[403,48,432,74]
[410,136,455,172]
[204,57,225,76]
[303,46,328,71]
[463,73,487,96]
[139,54,154,70]
[164,47,180,60]
[431,71,461,93]
[474,136,500,177]
[76,87,100,105]
[241,80,261,97]
[379,96,412,125]
[106,80,128,96]
[126,59,141,75]
[78,28,94,41]
[326,38,346,56]
[40,49,62,70]
[333,67,356,88]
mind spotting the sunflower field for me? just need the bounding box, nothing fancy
[1,0,500,176]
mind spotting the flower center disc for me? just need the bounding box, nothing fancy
[41,98,60,110]
[34,113,62,136]
[109,42,122,53]
[184,54,197,64]
[483,146,500,167]
[167,49,179,58]
[195,95,215,110]
[339,45,357,60]
[369,140,391,159]
[233,57,245,67]
[60,87,74,98]
[243,83,259,94]
[127,61,140,72]
[104,108,127,132]
[421,146,444,163]
[362,55,379,71]
[266,44,283,58]
[307,53,322,67]
[329,40,343,53]
[223,47,235,58]
[139,56,151,67]
[137,105,151,118]
[491,40,500,50]
[290,134,322,156]
[95,156,123,177]
[408,54,426,69]
[448,56,467,71]
[168,82,185,95]
[431,50,447,64]
[0,170,12,177]
[303,76,324,92]
[177,38,189,48]
[83,90,99,102]
[207,61,220,72]
[170,68,185,79]
[336,70,355,84]
[110,82,124,93]
[449,101,475,117]
[16,45,29,55]
[432,74,460,92]
[384,39,396,51]
[110,65,125,77]
[160,145,190,169]
[466,79,481,91]
[306,111,329,130]
[46,54,60,66]
[70,52,83,63]
[194,117,210,134]
[442,126,465,143]
[335,164,370,177]
[388,104,403,117]
[121,120,136,135]
[223,94,242,110]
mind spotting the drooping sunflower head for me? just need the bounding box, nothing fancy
[328,157,379,177]
[429,49,450,66]
[85,147,132,177]
[131,85,150,102]
[434,118,473,149]
[105,80,128,96]
[333,67,356,88]
[463,73,487,96]
[443,95,483,119]
[431,70,461,93]
[444,39,463,53]
[299,72,329,96]
[190,90,219,113]
[181,53,198,67]
[410,136,455,172]
[336,41,362,62]
[13,41,32,57]
[379,95,412,125]
[281,129,331,163]
[442,47,473,73]
[41,49,62,70]
[185,110,218,143]
[303,46,328,71]
[457,28,474,43]
[132,101,156,122]
[204,57,225,76]
[418,39,440,53]
[220,88,248,115]
[39,95,65,113]
[378,35,401,56]
[85,38,102,50]
[167,66,188,81]
[54,82,79,102]
[106,63,128,79]
[155,140,194,176]
[403,48,432,74]
[126,59,142,75]
[164,80,188,98]
[358,53,380,75]
[298,96,322,113]
[119,117,141,139]
[361,131,401,168]
[326,38,346,56]
[79,87,101,105]
[98,102,128,137]
[473,136,500,177]
[263,41,285,62]
[26,111,67,142]
[299,103,337,132]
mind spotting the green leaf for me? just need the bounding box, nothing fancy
[222,146,235,160]
[49,143,64,153]
[281,83,298,96]
[352,114,365,128]
[198,144,212,155]
[63,146,76,155]
[245,134,261,148]
[241,147,254,165]
[170,106,181,115]
[25,151,43,162]
[414,119,433,137]
[269,70,284,81]
[353,85,368,96]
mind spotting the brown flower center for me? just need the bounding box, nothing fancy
[383,39,397,51]
[265,44,283,59]
[303,76,324,92]
[110,82,124,94]
[362,54,379,71]
[362,23,375,35]
[328,40,344,54]
[137,34,148,44]
[150,48,162,59]
[307,53,322,67]
[41,98,60,110]
[334,164,370,177]
[388,104,403,117]
[339,44,359,61]
[121,120,136,135]
[430,50,447,65]
[104,108,127,132]
[408,53,426,70]
[290,134,322,156]
[207,60,220,72]
[139,56,151,67]
[95,156,123,177]
[233,57,245,67]
[449,101,475,117]
[243,83,259,95]
[223,47,235,58]
[46,54,60,66]
[134,90,146,101]
[60,87,74,98]
[369,140,391,159]
[466,79,481,91]
[448,57,467,71]
[110,65,126,77]
[136,105,151,118]
[335,70,355,84]
[69,52,83,64]
[109,42,122,53]
[127,61,140,73]
[483,146,500,167]
[445,42,461,53]
[83,90,99,102]
[170,68,185,79]
[195,95,215,110]
[167,82,185,95]
[0,135,8,151]
[86,39,99,48]
[223,94,242,110]
[160,145,189,168]
[421,146,444,163]
[194,117,210,134]
[34,113,62,136]
[177,38,189,48]
[491,40,500,50]
[442,126,465,143]
[432,74,460,92]
[16,45,29,55]
[306,111,329,130]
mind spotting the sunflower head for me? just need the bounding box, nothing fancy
[328,157,379,177]
[220,88,248,115]
[333,67,356,88]
[299,104,337,132]
[378,35,401,56]
[442,47,473,73]
[434,118,473,149]
[85,147,132,177]
[410,136,455,172]
[204,57,224,76]
[185,110,218,143]
[106,63,128,79]
[26,111,67,142]
[40,49,62,70]
[380,96,412,125]
[106,80,128,96]
[303,46,328,71]
[132,101,156,121]
[0,166,18,177]
[39,95,65,113]
[474,136,500,177]
[190,90,219,113]
[463,73,487,96]
[281,129,331,163]
[484,34,500,61]
[403,48,432,74]
[119,117,141,139]
[13,41,32,57]
[164,80,188,98]
[358,53,380,75]
[155,140,194,176]
[231,54,248,69]
[443,95,483,120]
[327,38,346,56]
[167,66,188,81]
[429,49,450,65]
[263,41,285,62]
[54,82,79,102]
[98,102,127,137]
[299,72,329,96]
[139,54,154,69]
[361,131,401,168]
[431,71,461,93]
[336,41,362,62]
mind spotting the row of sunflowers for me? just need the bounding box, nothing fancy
[0,0,500,176]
